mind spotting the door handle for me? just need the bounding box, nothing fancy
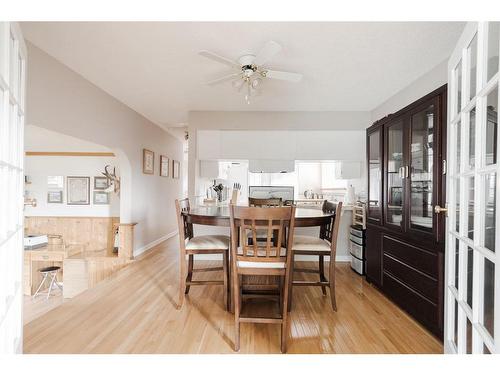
[434,205,448,215]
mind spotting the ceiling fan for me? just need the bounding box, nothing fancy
[199,41,302,104]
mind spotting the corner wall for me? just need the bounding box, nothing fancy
[25,43,183,255]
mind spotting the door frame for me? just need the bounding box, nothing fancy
[445,22,500,354]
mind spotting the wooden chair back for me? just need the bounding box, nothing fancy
[175,198,193,249]
[248,197,283,207]
[229,205,296,266]
[319,201,343,255]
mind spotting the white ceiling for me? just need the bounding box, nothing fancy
[21,22,464,127]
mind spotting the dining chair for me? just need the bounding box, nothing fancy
[175,198,230,310]
[288,200,343,311]
[229,204,296,353]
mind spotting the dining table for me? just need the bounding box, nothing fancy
[185,204,334,228]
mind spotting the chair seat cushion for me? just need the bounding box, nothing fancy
[185,235,230,250]
[292,235,331,251]
[237,260,285,269]
[39,266,61,273]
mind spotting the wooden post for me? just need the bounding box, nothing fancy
[118,223,138,260]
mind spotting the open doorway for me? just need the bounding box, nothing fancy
[22,125,122,323]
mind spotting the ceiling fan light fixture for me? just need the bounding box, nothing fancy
[199,41,302,103]
[251,78,262,89]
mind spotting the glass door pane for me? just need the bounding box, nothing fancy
[368,129,382,222]
[385,119,404,228]
[409,104,435,232]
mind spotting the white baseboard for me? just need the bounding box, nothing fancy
[134,230,178,258]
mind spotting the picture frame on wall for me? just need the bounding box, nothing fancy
[172,160,180,179]
[67,176,90,205]
[160,155,169,177]
[143,149,154,175]
[93,191,110,205]
[47,190,63,204]
[94,176,109,190]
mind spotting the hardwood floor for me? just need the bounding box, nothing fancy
[24,292,63,325]
[23,236,443,354]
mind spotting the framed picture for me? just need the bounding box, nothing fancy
[47,176,64,189]
[94,176,109,190]
[47,190,63,203]
[67,176,90,205]
[93,191,110,205]
[160,155,169,177]
[143,149,154,174]
[172,160,180,179]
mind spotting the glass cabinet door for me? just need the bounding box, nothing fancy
[408,103,436,233]
[385,119,405,229]
[367,128,382,223]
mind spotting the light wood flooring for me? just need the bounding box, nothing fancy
[23,236,443,354]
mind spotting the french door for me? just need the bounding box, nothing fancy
[0,22,26,354]
[445,22,499,354]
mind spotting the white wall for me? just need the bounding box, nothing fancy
[26,43,183,255]
[25,156,120,217]
[370,59,448,122]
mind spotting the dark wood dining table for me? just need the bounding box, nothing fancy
[185,205,334,227]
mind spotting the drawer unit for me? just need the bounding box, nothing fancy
[349,221,366,276]
[350,255,364,275]
[349,240,364,259]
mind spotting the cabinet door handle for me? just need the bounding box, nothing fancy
[434,204,448,215]
[405,165,409,178]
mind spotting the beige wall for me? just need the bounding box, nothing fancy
[26,43,183,256]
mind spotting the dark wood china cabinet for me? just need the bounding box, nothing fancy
[365,85,447,339]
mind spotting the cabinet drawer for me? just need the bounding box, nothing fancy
[382,272,439,335]
[349,234,364,245]
[382,235,438,278]
[350,256,364,275]
[349,240,364,259]
[384,253,438,302]
[30,251,65,262]
[350,227,364,238]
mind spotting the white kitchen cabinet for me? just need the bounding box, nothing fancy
[335,161,361,179]
[199,160,219,178]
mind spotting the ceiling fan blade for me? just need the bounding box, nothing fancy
[199,50,240,68]
[254,41,282,66]
[265,69,302,82]
[205,72,240,86]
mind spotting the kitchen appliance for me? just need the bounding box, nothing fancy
[24,235,48,250]
[248,186,294,202]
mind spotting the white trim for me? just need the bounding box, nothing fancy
[133,230,178,258]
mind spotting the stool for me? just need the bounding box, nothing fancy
[33,266,63,300]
